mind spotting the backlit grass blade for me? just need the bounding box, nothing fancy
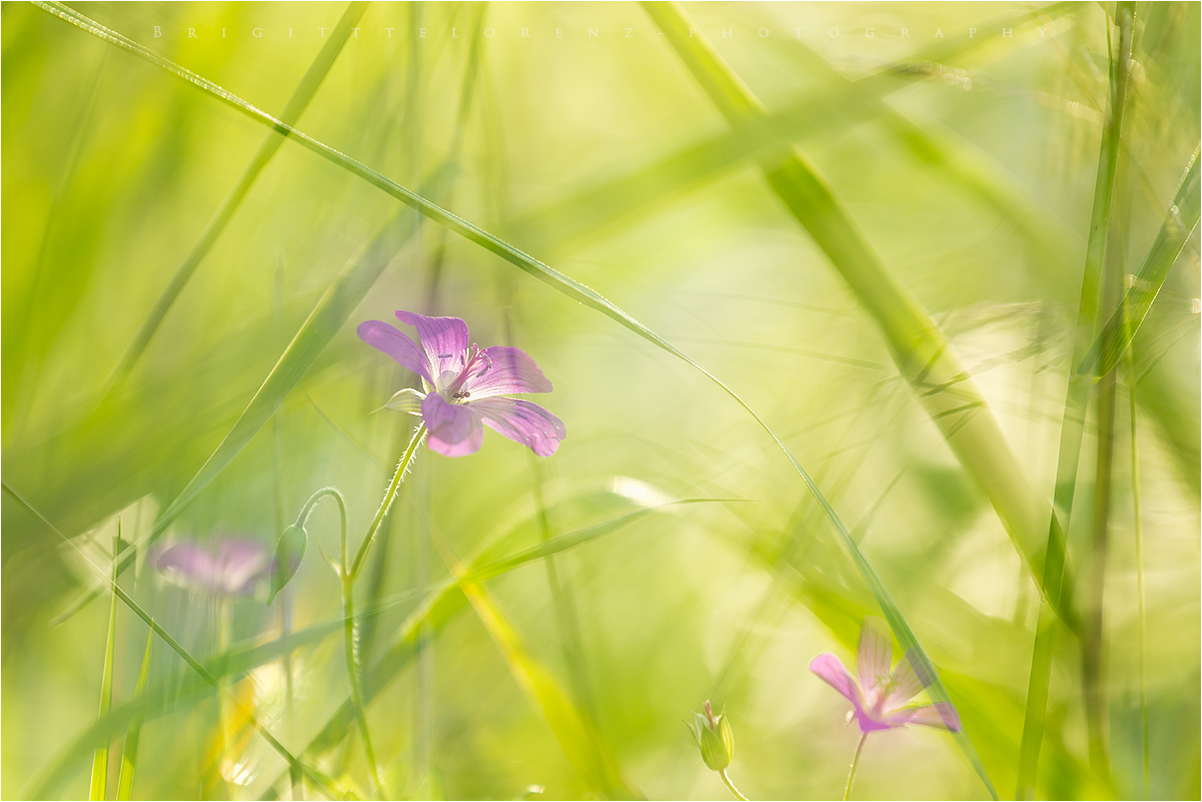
[35,0,937,671]
[509,6,1070,258]
[102,1,367,392]
[1017,5,1135,795]
[449,547,639,800]
[1077,146,1201,380]
[60,166,453,618]
[641,2,1082,796]
[4,482,336,801]
[31,496,721,799]
[115,627,153,801]
[89,528,120,801]
[640,1,1074,632]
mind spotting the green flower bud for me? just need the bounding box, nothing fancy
[689,700,734,771]
[267,523,307,604]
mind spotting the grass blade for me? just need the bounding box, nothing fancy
[102,2,368,392]
[33,0,931,679]
[60,165,453,618]
[509,6,1070,258]
[115,627,153,801]
[5,482,336,801]
[1017,5,1135,795]
[1077,146,1201,380]
[89,528,120,801]
[33,495,722,799]
[448,546,639,800]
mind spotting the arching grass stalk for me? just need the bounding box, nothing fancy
[844,733,868,801]
[294,424,427,798]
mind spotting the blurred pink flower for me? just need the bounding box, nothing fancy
[358,310,565,458]
[152,536,273,597]
[809,616,961,734]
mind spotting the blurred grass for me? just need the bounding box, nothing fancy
[3,2,1199,800]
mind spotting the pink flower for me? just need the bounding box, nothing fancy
[151,536,274,597]
[358,310,566,458]
[809,616,961,734]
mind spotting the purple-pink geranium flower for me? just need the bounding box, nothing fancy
[358,310,566,458]
[809,616,961,734]
[152,536,274,597]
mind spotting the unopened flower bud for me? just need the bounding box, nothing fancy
[689,700,734,771]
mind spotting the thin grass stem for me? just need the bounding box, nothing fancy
[89,528,120,801]
[1126,295,1150,800]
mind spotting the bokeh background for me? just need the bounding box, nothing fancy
[3,1,1199,799]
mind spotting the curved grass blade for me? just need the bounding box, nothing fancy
[1077,146,1201,380]
[443,542,640,800]
[640,3,1070,796]
[89,529,120,801]
[511,5,1072,258]
[34,0,923,666]
[115,627,153,801]
[101,1,368,393]
[4,482,336,801]
[27,495,723,798]
[59,165,454,619]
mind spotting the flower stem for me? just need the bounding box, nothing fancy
[719,768,748,801]
[343,573,383,799]
[844,733,868,801]
[350,423,426,580]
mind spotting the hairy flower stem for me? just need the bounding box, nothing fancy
[342,573,383,799]
[844,733,868,801]
[351,424,427,580]
[720,769,748,801]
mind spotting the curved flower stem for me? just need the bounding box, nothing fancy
[844,733,868,801]
[342,573,383,799]
[350,423,427,580]
[719,769,748,801]
[293,487,383,797]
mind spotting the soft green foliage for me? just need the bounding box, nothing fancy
[3,2,1199,801]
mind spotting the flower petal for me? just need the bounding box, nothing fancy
[809,653,864,709]
[422,392,484,457]
[458,346,553,398]
[213,538,273,595]
[384,387,426,415]
[358,320,433,384]
[395,310,470,382]
[857,616,893,708]
[470,397,566,457]
[884,702,961,732]
[883,650,930,710]
[153,543,218,591]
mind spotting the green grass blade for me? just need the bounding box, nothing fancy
[455,567,638,799]
[60,166,453,618]
[509,6,1069,258]
[1016,5,1137,795]
[29,494,722,799]
[4,481,336,801]
[89,529,120,801]
[1078,146,1201,380]
[102,2,367,392]
[34,0,924,672]
[115,626,153,801]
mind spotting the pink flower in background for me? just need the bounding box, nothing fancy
[152,536,274,597]
[810,616,961,733]
[358,310,565,458]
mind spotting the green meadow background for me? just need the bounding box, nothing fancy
[2,1,1199,799]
